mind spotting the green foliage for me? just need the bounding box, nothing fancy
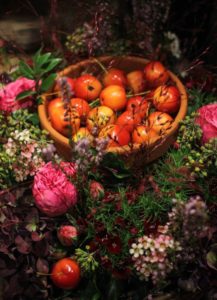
[0,109,44,140]
[176,111,217,179]
[75,247,99,273]
[17,48,62,103]
[187,89,217,114]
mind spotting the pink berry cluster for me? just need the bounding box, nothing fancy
[129,225,181,283]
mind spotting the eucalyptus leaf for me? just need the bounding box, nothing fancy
[16,90,36,101]
[19,61,34,79]
[40,73,57,92]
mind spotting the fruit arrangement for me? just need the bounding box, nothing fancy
[39,56,187,164]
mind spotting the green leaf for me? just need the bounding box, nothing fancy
[41,58,62,75]
[40,73,57,92]
[107,278,121,300]
[91,293,101,300]
[27,113,39,125]
[102,152,131,179]
[66,213,77,226]
[34,52,52,72]
[19,61,34,79]
[16,90,36,101]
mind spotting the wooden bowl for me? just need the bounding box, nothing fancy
[38,56,188,169]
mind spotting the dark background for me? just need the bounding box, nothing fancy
[0,0,216,65]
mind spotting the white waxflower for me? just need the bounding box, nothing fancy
[129,243,144,258]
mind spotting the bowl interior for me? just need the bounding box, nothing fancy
[38,56,188,162]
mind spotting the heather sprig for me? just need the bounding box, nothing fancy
[72,136,109,174]
[56,76,73,107]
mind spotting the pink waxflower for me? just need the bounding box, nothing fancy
[57,225,78,246]
[59,161,77,178]
[89,181,105,200]
[195,103,217,144]
[32,162,77,217]
[0,77,35,112]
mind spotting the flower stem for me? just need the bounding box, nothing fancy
[90,98,100,108]
[127,90,151,98]
[93,58,108,74]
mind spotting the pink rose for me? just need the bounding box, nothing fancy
[57,225,78,246]
[195,103,217,144]
[0,77,35,112]
[32,162,77,217]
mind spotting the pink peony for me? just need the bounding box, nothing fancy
[32,162,77,217]
[195,103,217,144]
[57,225,78,246]
[0,77,35,112]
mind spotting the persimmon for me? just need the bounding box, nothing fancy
[116,110,141,132]
[126,96,149,119]
[70,98,90,123]
[99,124,131,147]
[100,85,127,111]
[153,85,180,114]
[87,106,116,133]
[72,127,93,142]
[74,74,102,101]
[49,105,80,136]
[132,126,159,144]
[127,70,146,93]
[148,111,173,135]
[102,68,128,87]
[144,61,169,88]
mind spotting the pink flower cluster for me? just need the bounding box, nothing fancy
[0,77,35,112]
[4,129,45,182]
[130,225,181,283]
[33,162,77,217]
[195,103,217,144]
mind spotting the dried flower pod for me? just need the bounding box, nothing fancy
[89,181,105,201]
[57,225,78,246]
